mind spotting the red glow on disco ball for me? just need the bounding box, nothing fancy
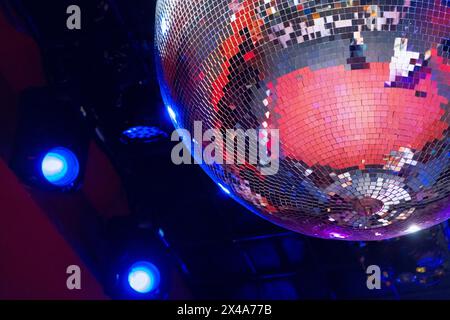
[155,0,450,240]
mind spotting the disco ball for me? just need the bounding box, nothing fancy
[155,0,450,240]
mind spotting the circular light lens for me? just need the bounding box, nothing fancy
[41,147,79,186]
[127,261,161,294]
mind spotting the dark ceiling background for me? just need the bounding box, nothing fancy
[1,0,450,299]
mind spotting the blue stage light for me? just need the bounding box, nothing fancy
[127,261,161,294]
[121,126,167,143]
[41,147,79,187]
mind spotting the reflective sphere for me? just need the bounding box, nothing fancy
[155,0,450,240]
